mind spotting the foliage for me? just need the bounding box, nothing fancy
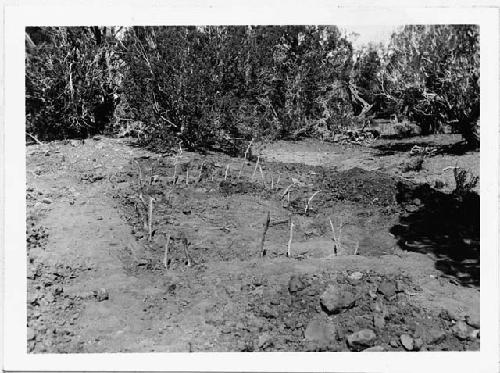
[350,43,385,116]
[380,25,479,145]
[453,167,479,196]
[119,26,354,151]
[26,25,480,150]
[26,27,122,140]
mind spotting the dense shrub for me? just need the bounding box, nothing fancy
[380,25,479,147]
[453,167,479,196]
[26,27,121,140]
[26,25,480,150]
[119,26,354,151]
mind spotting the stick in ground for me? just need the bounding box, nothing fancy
[251,156,260,180]
[181,234,193,267]
[304,190,321,214]
[163,235,170,269]
[287,216,294,257]
[260,211,271,257]
[148,197,154,241]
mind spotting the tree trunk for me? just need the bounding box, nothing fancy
[461,119,480,149]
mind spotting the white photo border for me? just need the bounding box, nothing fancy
[3,2,499,372]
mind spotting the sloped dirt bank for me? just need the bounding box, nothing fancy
[26,136,479,352]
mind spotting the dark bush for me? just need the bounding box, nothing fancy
[26,27,121,140]
[119,26,354,151]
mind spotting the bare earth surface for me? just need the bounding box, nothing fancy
[26,135,479,352]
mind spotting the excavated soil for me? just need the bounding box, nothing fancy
[26,135,480,353]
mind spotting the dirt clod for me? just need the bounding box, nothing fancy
[451,321,470,340]
[373,314,385,329]
[378,280,397,300]
[427,329,446,344]
[465,314,480,329]
[320,285,357,314]
[400,333,414,351]
[27,327,36,341]
[414,337,424,351]
[346,329,377,350]
[304,319,335,344]
[94,288,109,302]
[349,272,364,281]
[288,275,305,293]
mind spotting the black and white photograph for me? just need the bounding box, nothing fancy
[2,2,500,372]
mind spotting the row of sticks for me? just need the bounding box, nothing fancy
[134,180,325,268]
[259,211,360,258]
[156,209,360,270]
[132,144,358,269]
[134,192,193,269]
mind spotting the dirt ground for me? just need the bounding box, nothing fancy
[26,134,479,352]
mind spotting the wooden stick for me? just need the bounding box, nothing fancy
[186,169,189,185]
[197,168,203,183]
[150,156,160,185]
[138,193,148,208]
[304,190,321,214]
[173,164,178,185]
[135,200,148,231]
[238,160,246,177]
[338,218,343,248]
[353,241,360,256]
[243,139,253,160]
[27,132,43,145]
[329,218,336,238]
[181,236,193,267]
[259,165,266,186]
[275,174,281,188]
[271,175,274,190]
[163,235,170,269]
[224,164,229,180]
[329,218,337,256]
[148,197,154,241]
[251,156,260,180]
[135,161,143,187]
[269,218,289,227]
[281,183,294,199]
[287,190,291,203]
[260,211,271,257]
[287,218,294,257]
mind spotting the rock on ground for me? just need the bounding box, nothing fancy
[27,327,36,341]
[400,333,414,351]
[378,280,396,300]
[427,328,446,344]
[349,272,364,281]
[320,285,356,314]
[373,314,385,329]
[304,319,335,345]
[346,329,377,350]
[288,275,305,293]
[451,320,470,340]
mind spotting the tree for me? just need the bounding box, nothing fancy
[26,27,121,140]
[119,26,354,150]
[350,43,384,116]
[381,25,479,147]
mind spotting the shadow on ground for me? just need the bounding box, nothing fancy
[373,137,474,157]
[391,182,479,287]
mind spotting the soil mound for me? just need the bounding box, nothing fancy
[318,167,399,206]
